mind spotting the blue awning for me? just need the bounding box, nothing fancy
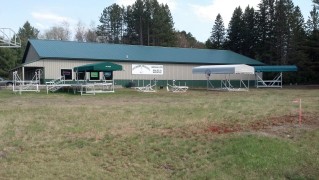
[254,65,297,72]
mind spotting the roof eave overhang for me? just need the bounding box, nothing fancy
[30,56,265,66]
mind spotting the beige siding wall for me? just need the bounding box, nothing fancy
[25,59,97,80]
[125,63,255,81]
[114,62,251,80]
[24,59,255,81]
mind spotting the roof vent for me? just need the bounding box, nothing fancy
[126,55,129,59]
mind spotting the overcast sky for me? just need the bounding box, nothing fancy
[0,0,313,42]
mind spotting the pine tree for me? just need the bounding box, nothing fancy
[152,4,176,46]
[205,39,214,49]
[18,21,39,47]
[97,3,125,43]
[273,0,292,65]
[306,5,319,34]
[143,0,155,46]
[242,6,257,58]
[287,6,306,62]
[286,6,307,83]
[0,48,18,78]
[255,0,276,64]
[225,7,243,53]
[0,21,37,77]
[123,0,175,47]
[304,4,319,83]
[123,5,139,45]
[132,0,145,45]
[69,0,177,47]
[16,21,39,64]
[209,14,225,49]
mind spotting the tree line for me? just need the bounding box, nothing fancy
[208,0,319,83]
[0,0,318,84]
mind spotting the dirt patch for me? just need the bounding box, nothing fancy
[207,113,319,139]
[207,124,242,134]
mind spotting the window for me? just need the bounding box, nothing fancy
[61,69,72,80]
[90,72,100,81]
[76,72,86,80]
[104,71,113,80]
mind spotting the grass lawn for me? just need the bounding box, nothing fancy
[0,87,318,179]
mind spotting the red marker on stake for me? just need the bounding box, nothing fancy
[299,99,302,125]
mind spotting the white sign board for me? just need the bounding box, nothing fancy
[132,64,163,75]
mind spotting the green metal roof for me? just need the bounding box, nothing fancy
[254,65,297,72]
[23,39,264,65]
[74,62,123,72]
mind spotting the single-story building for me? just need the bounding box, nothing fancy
[13,39,266,88]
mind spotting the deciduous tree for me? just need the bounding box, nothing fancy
[85,21,98,42]
[176,31,204,48]
[74,21,86,42]
[43,21,71,41]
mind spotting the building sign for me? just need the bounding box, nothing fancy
[132,64,163,75]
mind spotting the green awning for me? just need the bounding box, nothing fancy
[254,65,297,72]
[74,62,123,72]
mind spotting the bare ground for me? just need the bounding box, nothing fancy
[207,113,319,139]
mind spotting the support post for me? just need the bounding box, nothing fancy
[22,67,25,85]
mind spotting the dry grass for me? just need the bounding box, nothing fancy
[0,87,318,179]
